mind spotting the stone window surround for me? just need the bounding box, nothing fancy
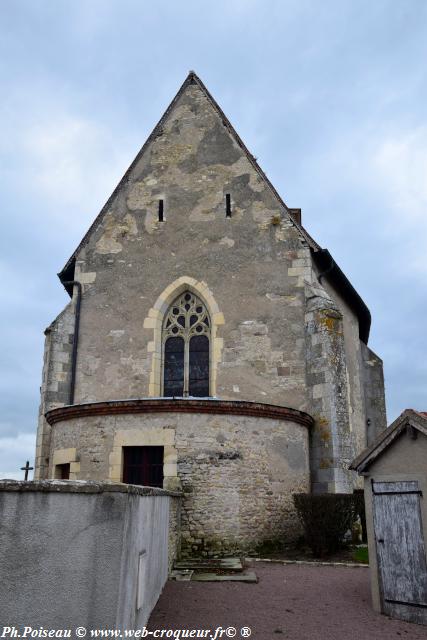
[143,276,224,398]
[162,290,211,397]
[109,428,179,491]
[51,447,80,480]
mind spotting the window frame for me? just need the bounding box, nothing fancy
[55,463,70,480]
[161,291,211,398]
[122,446,164,488]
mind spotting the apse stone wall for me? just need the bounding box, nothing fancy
[34,303,75,480]
[48,408,310,555]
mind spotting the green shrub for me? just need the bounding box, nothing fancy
[352,546,369,564]
[293,493,356,556]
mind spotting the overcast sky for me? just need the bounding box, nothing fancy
[1,0,426,479]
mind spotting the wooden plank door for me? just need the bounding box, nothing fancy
[372,481,427,624]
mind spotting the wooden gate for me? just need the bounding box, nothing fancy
[372,480,427,624]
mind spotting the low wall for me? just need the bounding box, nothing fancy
[0,480,181,631]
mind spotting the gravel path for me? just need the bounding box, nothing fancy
[148,562,425,640]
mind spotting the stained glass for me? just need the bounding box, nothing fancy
[162,292,210,397]
[164,337,184,396]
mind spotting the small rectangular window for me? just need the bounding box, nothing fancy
[123,446,164,487]
[55,463,70,480]
[158,199,164,222]
[226,193,231,217]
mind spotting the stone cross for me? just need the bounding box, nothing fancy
[21,460,33,481]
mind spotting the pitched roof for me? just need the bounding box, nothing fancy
[350,409,427,473]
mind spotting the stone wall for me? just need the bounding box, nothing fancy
[0,481,180,630]
[304,280,355,493]
[53,81,313,410]
[305,266,387,492]
[35,304,74,479]
[361,342,387,443]
[47,404,311,555]
[321,279,368,456]
[168,490,182,568]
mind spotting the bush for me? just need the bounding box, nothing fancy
[352,546,369,564]
[293,493,356,556]
[353,489,367,543]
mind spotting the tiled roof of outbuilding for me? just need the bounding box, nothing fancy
[350,409,427,473]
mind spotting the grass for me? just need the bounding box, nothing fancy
[352,546,369,564]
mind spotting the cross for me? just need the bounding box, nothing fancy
[21,460,33,481]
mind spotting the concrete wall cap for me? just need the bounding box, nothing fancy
[0,479,182,497]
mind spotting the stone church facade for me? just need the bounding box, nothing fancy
[35,72,386,555]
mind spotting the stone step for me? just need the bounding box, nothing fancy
[174,557,243,572]
[170,569,194,582]
[191,571,258,583]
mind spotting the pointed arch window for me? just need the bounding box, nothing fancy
[162,292,210,397]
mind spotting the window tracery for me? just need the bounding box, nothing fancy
[162,292,210,397]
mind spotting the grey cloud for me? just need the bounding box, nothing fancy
[1,0,427,475]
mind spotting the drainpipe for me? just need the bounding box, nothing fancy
[62,280,82,405]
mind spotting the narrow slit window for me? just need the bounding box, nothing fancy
[158,199,164,222]
[226,193,231,217]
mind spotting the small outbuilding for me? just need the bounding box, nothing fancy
[350,409,427,626]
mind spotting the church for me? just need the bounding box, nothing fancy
[34,71,386,556]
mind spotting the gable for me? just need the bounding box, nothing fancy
[58,71,316,293]
[56,72,372,347]
[350,410,427,473]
